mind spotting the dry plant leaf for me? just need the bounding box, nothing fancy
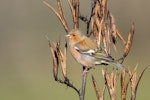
[116,29,126,44]
[102,0,108,19]
[68,0,75,21]
[46,36,59,80]
[130,65,148,100]
[57,0,65,19]
[92,75,101,100]
[43,1,69,33]
[57,0,69,32]
[43,1,61,21]
[103,70,117,100]
[56,42,67,78]
[95,1,103,32]
[109,13,117,51]
[121,68,132,100]
[68,0,79,28]
[73,0,79,28]
[105,27,111,54]
[123,23,135,58]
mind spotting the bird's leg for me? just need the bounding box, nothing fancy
[82,66,89,76]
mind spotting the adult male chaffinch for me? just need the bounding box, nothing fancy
[66,29,124,70]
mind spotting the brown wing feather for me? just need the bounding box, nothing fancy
[75,36,97,52]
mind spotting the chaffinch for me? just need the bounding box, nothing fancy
[66,29,124,70]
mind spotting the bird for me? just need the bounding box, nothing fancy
[66,29,124,70]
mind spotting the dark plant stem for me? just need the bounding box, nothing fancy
[55,78,80,95]
[80,66,88,100]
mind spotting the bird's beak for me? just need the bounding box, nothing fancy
[65,34,70,38]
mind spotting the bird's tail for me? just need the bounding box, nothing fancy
[93,53,124,70]
[100,60,124,70]
[93,52,129,72]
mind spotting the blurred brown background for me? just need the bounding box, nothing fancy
[0,0,149,100]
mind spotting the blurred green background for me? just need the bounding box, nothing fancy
[0,0,149,100]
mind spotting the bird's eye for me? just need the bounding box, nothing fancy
[72,34,76,36]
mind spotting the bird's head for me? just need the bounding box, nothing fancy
[66,29,83,44]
